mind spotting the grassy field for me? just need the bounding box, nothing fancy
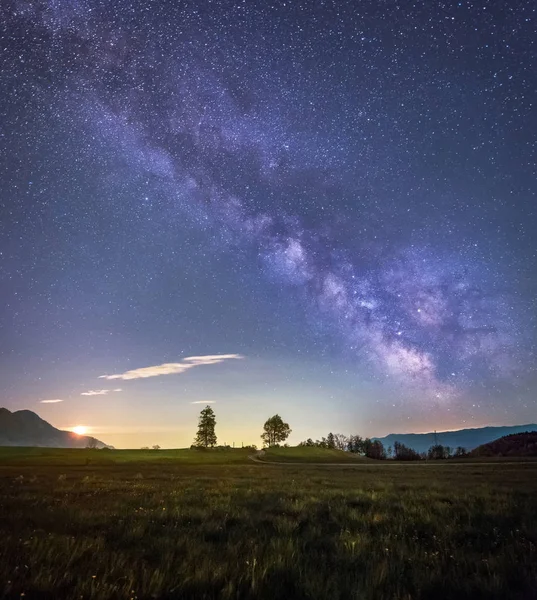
[0,448,536,599]
[257,446,371,463]
[0,446,253,466]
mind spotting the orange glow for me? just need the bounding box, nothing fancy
[72,425,88,435]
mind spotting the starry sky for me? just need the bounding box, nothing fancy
[1,0,536,448]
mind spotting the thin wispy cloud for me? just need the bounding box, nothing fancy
[40,399,63,403]
[99,354,244,381]
[190,400,216,404]
[81,388,123,396]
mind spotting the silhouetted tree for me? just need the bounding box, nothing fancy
[333,434,349,451]
[428,444,446,460]
[326,432,336,449]
[194,405,217,448]
[261,415,291,447]
[364,438,386,460]
[454,446,468,458]
[152,444,161,450]
[348,435,364,454]
[393,440,421,461]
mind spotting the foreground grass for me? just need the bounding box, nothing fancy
[0,450,536,599]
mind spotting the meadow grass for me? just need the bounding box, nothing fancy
[0,448,536,599]
[258,446,371,463]
[0,446,252,466]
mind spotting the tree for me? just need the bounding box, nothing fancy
[333,434,349,451]
[427,444,446,460]
[393,440,421,461]
[326,432,336,449]
[261,415,291,447]
[348,435,364,454]
[152,444,161,450]
[194,405,217,448]
[454,446,468,458]
[428,444,454,459]
[364,438,386,460]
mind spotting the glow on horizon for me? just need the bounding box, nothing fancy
[72,425,89,435]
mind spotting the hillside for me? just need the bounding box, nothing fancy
[470,432,537,458]
[0,408,109,449]
[258,446,370,463]
[373,424,537,453]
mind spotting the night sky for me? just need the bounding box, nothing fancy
[1,0,536,448]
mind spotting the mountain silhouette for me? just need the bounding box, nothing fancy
[0,408,110,448]
[470,431,537,457]
[374,424,537,454]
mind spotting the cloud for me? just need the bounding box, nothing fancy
[81,388,123,396]
[40,399,63,403]
[190,400,216,404]
[99,354,243,380]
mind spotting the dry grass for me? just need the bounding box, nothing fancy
[0,448,536,599]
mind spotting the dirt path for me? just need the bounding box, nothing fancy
[248,450,386,467]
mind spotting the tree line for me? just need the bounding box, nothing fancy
[299,433,468,460]
[177,406,470,459]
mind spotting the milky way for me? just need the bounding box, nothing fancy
[1,0,536,420]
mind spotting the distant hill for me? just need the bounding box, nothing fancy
[260,446,369,464]
[470,432,537,458]
[0,408,110,449]
[373,424,537,454]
